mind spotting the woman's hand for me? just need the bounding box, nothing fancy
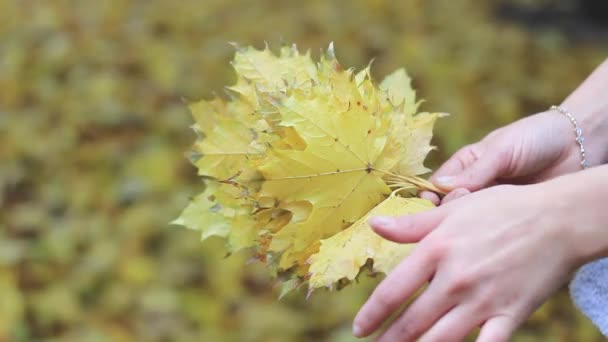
[421,59,608,205]
[420,111,581,205]
[353,184,580,342]
[353,59,608,341]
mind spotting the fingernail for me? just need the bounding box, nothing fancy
[353,324,363,337]
[435,176,455,187]
[368,216,394,229]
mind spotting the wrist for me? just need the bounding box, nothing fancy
[561,60,608,166]
[560,101,608,166]
[537,167,608,268]
[526,182,584,271]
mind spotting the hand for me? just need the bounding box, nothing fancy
[353,184,580,342]
[422,58,608,205]
[421,111,580,205]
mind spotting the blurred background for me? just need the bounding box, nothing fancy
[1,0,607,341]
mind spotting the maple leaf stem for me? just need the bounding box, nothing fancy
[388,183,416,189]
[372,168,445,195]
[390,187,414,196]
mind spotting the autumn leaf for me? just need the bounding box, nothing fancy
[173,43,445,293]
[308,193,434,291]
[172,180,258,251]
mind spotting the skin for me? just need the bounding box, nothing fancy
[354,58,608,341]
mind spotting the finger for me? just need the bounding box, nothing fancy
[476,315,518,342]
[368,207,448,243]
[445,151,506,191]
[431,144,481,188]
[419,304,483,342]
[418,190,440,205]
[353,242,438,337]
[432,144,507,192]
[377,279,454,342]
[440,187,471,205]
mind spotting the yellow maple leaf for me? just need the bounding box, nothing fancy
[376,68,446,176]
[188,95,268,183]
[174,43,445,293]
[258,57,393,272]
[308,193,434,290]
[172,181,257,251]
[230,44,318,93]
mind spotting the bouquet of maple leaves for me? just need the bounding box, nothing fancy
[173,43,446,296]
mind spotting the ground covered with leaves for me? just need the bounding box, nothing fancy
[1,0,607,341]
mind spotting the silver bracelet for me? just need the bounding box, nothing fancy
[550,105,589,169]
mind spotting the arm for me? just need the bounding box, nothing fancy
[354,164,608,341]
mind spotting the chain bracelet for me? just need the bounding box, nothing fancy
[549,105,589,169]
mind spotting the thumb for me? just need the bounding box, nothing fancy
[368,207,447,243]
[433,147,507,192]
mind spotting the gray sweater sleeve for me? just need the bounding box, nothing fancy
[570,258,608,336]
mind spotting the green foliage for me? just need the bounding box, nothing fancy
[1,0,605,341]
